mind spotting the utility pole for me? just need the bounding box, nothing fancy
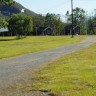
[71,0,74,37]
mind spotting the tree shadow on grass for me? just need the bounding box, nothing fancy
[0,36,26,41]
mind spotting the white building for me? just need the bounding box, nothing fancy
[21,9,25,13]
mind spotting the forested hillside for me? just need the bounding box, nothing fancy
[0,2,37,18]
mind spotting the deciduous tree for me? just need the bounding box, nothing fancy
[0,0,15,5]
[33,14,45,35]
[0,0,15,28]
[8,14,33,36]
[45,13,64,35]
[66,7,86,35]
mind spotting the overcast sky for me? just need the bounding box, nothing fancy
[15,0,96,15]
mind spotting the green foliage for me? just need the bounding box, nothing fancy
[94,27,96,34]
[73,8,86,34]
[33,13,64,35]
[24,16,33,35]
[33,14,45,35]
[0,0,15,5]
[91,10,96,34]
[33,14,45,28]
[73,8,85,25]
[0,0,14,28]
[87,14,96,35]
[66,7,86,35]
[0,17,8,28]
[82,29,87,35]
[65,11,70,23]
[87,17,94,34]
[8,14,33,36]
[45,13,64,35]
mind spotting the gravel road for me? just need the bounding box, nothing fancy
[0,37,96,94]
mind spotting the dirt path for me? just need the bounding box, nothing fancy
[0,37,96,96]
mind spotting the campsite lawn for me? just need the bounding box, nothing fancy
[30,43,96,96]
[0,36,85,59]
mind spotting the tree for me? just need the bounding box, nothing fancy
[0,17,8,28]
[33,14,45,35]
[65,11,70,23]
[93,9,96,34]
[87,9,96,35]
[0,0,15,28]
[66,7,86,35]
[87,17,94,34]
[8,14,33,36]
[0,0,15,5]
[54,16,64,35]
[33,14,45,27]
[45,13,64,35]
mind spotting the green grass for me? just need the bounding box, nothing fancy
[0,36,85,59]
[30,43,96,96]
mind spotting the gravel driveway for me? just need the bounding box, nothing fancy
[0,37,96,95]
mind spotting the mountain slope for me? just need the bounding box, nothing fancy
[0,2,37,18]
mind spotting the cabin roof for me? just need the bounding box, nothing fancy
[37,27,51,32]
[65,25,80,30]
[0,28,8,32]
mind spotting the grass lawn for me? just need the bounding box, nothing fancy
[30,43,96,96]
[0,36,85,59]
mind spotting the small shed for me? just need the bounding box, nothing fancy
[0,28,9,36]
[65,25,80,35]
[37,27,52,35]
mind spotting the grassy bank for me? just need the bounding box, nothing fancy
[0,36,84,59]
[31,43,96,96]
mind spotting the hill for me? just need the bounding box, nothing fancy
[0,2,38,18]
